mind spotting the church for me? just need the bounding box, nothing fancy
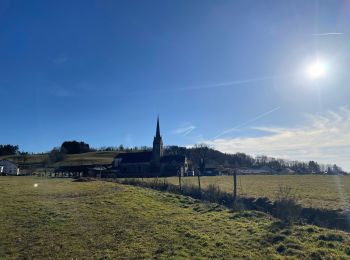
[112,117,188,177]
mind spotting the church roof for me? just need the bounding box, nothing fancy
[115,151,153,163]
[0,159,18,167]
[160,155,186,164]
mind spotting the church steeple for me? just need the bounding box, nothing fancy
[152,116,163,164]
[156,115,161,138]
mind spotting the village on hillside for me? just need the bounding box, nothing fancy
[0,117,347,178]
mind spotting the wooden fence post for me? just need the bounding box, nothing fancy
[178,170,182,191]
[233,169,237,203]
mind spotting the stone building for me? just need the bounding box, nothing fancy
[113,117,188,177]
[0,160,20,175]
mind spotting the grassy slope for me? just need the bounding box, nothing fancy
[56,151,117,165]
[0,154,48,165]
[0,177,350,259]
[0,151,117,168]
[157,175,350,211]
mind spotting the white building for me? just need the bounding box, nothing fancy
[0,160,20,175]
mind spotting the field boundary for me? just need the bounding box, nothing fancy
[105,178,350,232]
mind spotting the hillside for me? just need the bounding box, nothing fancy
[0,151,117,169]
[0,177,349,258]
[1,147,348,175]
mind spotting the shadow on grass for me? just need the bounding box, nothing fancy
[72,177,96,182]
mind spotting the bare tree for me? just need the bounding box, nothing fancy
[194,143,209,194]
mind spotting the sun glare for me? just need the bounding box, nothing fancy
[306,59,327,80]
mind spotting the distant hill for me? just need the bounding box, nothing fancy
[0,146,347,175]
[164,145,348,175]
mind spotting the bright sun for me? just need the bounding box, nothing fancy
[306,59,327,80]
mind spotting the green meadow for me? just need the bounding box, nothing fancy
[1,177,350,259]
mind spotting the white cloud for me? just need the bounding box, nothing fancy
[206,107,350,171]
[214,106,280,139]
[176,75,287,92]
[173,125,196,137]
[311,32,344,36]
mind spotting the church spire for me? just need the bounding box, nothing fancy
[152,115,163,164]
[156,115,161,138]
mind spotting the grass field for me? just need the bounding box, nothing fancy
[3,153,349,211]
[1,177,350,258]
[149,175,350,211]
[0,151,117,168]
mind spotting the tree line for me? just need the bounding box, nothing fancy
[1,142,347,175]
[0,144,19,156]
[164,145,347,175]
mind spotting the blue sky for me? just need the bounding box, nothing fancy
[1,1,350,169]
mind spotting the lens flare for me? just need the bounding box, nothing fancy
[306,59,327,80]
